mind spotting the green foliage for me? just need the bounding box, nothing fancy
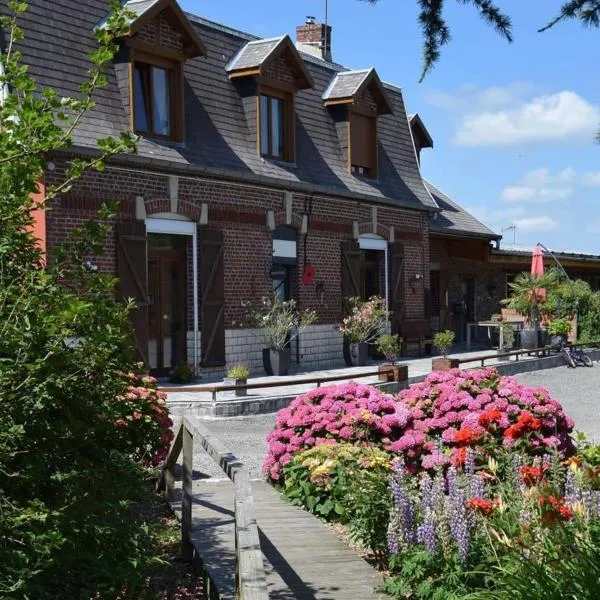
[345,468,392,566]
[242,295,317,350]
[281,444,391,522]
[499,323,515,348]
[547,317,571,336]
[340,296,390,344]
[502,270,559,326]
[0,2,180,597]
[227,362,249,380]
[168,362,195,384]
[377,334,403,362]
[433,330,455,358]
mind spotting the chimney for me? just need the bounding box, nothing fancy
[296,16,332,62]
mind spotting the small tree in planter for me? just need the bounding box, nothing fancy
[224,363,249,397]
[376,334,407,382]
[432,329,458,371]
[548,318,571,350]
[243,296,317,376]
[339,296,390,366]
[498,322,516,355]
[502,271,558,349]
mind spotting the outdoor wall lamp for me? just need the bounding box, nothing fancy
[266,210,275,232]
[352,220,360,241]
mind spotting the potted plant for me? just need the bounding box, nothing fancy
[497,322,515,356]
[548,318,571,350]
[432,330,458,371]
[243,296,317,376]
[168,362,194,384]
[339,296,390,366]
[223,363,249,397]
[375,334,407,382]
[502,271,558,350]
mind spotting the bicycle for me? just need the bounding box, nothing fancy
[560,343,593,368]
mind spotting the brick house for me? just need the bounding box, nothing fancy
[24,0,584,375]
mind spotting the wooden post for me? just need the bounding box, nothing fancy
[182,425,194,562]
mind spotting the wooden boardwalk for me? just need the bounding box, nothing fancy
[171,478,385,599]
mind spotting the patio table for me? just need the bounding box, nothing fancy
[466,319,524,351]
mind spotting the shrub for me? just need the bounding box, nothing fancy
[548,317,571,336]
[227,363,249,380]
[377,334,403,362]
[169,362,194,383]
[264,369,575,482]
[433,329,455,358]
[339,296,390,344]
[282,444,391,521]
[384,451,600,599]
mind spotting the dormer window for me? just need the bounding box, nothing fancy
[102,0,207,143]
[226,35,314,163]
[350,111,377,179]
[134,61,172,137]
[322,68,393,180]
[258,88,294,160]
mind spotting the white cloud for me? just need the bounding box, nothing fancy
[454,91,600,147]
[582,171,600,187]
[500,167,575,203]
[425,82,536,112]
[513,216,558,232]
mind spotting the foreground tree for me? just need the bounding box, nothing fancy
[0,2,176,597]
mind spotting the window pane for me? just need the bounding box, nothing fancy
[134,65,149,132]
[152,67,171,136]
[271,97,284,158]
[260,95,269,155]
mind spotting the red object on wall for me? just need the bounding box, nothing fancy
[30,178,46,257]
[302,263,315,286]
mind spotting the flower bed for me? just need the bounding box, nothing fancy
[264,369,574,482]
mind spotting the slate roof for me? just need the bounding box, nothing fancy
[226,37,284,71]
[425,181,499,240]
[7,0,437,212]
[322,69,370,100]
[409,113,433,149]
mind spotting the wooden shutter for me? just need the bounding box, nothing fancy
[116,221,149,366]
[200,228,225,367]
[341,240,361,313]
[390,242,405,334]
[350,112,376,170]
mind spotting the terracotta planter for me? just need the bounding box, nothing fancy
[378,363,409,382]
[263,348,290,376]
[223,377,247,397]
[349,342,368,366]
[432,357,460,372]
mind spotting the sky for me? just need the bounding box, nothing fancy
[180,0,599,253]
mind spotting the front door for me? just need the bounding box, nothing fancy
[148,234,188,376]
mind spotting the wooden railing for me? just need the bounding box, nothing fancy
[456,340,600,369]
[157,416,269,600]
[158,369,384,403]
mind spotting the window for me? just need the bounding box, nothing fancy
[350,111,377,178]
[134,62,172,137]
[259,93,287,159]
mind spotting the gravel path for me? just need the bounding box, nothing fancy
[191,364,600,479]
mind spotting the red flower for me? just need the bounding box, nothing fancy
[452,447,467,467]
[466,497,496,515]
[538,495,573,524]
[132,411,143,421]
[478,409,502,427]
[454,427,481,447]
[504,411,542,440]
[520,465,547,487]
[114,418,128,428]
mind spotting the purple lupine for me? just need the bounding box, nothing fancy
[447,479,469,562]
[389,460,417,547]
[464,448,475,476]
[512,454,526,493]
[417,508,437,555]
[420,474,434,513]
[470,473,485,500]
[564,469,582,505]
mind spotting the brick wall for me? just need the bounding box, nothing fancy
[134,11,185,54]
[262,54,296,88]
[45,158,429,367]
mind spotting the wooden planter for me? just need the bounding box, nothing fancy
[432,357,460,372]
[378,363,409,382]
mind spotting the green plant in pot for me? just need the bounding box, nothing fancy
[339,296,390,366]
[498,322,516,354]
[432,330,458,371]
[224,363,249,397]
[502,270,558,350]
[375,334,406,382]
[242,296,317,376]
[548,317,571,350]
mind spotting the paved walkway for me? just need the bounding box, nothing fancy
[172,479,385,599]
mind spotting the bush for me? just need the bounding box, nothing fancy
[282,444,391,522]
[227,363,249,379]
[264,370,575,482]
[433,330,454,357]
[377,334,403,362]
